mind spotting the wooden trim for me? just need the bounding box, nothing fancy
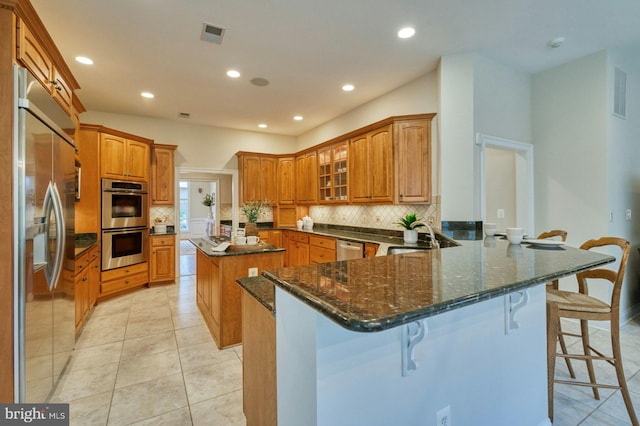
[0,3,15,404]
[153,143,177,150]
[79,123,154,145]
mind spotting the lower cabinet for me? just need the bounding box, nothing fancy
[100,262,149,299]
[309,234,337,264]
[196,249,283,349]
[365,242,380,258]
[285,231,310,267]
[75,244,100,331]
[150,234,176,284]
[242,290,277,426]
[258,230,283,248]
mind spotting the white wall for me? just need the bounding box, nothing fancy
[81,111,297,170]
[531,51,609,245]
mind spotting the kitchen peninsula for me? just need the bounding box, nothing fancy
[238,238,614,426]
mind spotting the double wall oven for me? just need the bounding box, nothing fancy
[101,179,148,270]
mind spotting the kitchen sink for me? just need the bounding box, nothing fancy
[386,246,432,255]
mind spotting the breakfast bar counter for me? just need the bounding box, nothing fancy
[237,238,614,426]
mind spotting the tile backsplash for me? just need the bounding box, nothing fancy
[309,200,440,232]
[150,206,176,225]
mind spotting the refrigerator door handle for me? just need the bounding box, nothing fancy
[43,181,54,288]
[50,182,65,290]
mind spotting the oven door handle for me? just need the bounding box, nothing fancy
[102,227,148,234]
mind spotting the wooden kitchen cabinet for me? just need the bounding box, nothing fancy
[277,156,296,205]
[74,244,100,331]
[309,234,337,264]
[237,153,277,204]
[258,230,283,248]
[149,234,176,283]
[16,19,75,115]
[196,249,283,349]
[151,144,177,205]
[101,133,151,182]
[75,125,102,234]
[285,231,310,267]
[295,151,318,204]
[318,142,348,204]
[394,115,435,204]
[100,262,149,299]
[349,125,394,203]
[365,242,380,258]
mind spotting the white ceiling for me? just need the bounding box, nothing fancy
[31,0,640,136]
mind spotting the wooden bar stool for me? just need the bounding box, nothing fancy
[546,237,637,425]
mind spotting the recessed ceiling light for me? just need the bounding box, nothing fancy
[258,123,267,128]
[250,77,270,87]
[227,70,241,78]
[548,37,565,48]
[293,115,303,121]
[75,56,93,65]
[397,27,415,39]
[342,84,354,92]
[141,92,155,99]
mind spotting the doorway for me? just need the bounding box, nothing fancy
[477,133,534,233]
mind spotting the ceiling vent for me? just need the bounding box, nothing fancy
[201,23,226,44]
[614,67,626,119]
[178,112,190,119]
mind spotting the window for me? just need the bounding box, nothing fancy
[179,181,189,231]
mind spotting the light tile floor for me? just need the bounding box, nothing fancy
[51,245,640,425]
[50,248,245,425]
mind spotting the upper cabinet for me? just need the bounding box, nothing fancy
[151,144,177,205]
[295,151,318,204]
[318,142,348,204]
[100,133,151,182]
[349,125,394,203]
[394,116,435,204]
[237,153,277,205]
[16,17,81,117]
[277,156,296,205]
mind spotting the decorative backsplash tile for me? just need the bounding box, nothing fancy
[309,201,440,232]
[150,207,176,225]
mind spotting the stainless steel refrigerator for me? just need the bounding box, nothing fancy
[14,65,76,402]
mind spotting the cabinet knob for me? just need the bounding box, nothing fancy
[125,280,130,284]
[82,276,88,282]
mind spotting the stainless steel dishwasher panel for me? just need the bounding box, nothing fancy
[336,240,364,260]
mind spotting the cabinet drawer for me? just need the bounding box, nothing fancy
[75,251,90,273]
[88,244,100,262]
[101,271,148,294]
[289,232,309,244]
[151,235,175,247]
[101,262,148,282]
[309,245,336,264]
[309,235,336,250]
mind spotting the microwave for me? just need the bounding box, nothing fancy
[102,179,148,229]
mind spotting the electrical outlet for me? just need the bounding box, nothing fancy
[497,209,505,219]
[437,405,451,426]
[248,267,258,277]
[437,405,451,425]
[375,215,381,223]
[428,216,435,225]
[626,209,632,221]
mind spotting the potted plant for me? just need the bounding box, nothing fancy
[241,199,268,236]
[396,213,424,244]
[202,193,215,218]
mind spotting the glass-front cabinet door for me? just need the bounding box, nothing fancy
[318,142,348,204]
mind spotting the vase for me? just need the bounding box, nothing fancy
[403,229,418,244]
[245,222,259,237]
[208,207,214,219]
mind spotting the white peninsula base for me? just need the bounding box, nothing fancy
[275,284,551,426]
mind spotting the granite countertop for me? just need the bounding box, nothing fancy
[75,233,98,257]
[236,276,276,314]
[189,237,285,257]
[259,238,615,332]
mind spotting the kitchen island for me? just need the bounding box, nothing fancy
[237,238,614,426]
[191,237,284,348]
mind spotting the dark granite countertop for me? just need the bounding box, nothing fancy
[189,237,285,257]
[236,276,276,314]
[260,238,615,332]
[75,233,98,257]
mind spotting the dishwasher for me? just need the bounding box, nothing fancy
[336,240,364,260]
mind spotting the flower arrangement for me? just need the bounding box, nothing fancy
[202,193,215,207]
[396,213,425,230]
[241,199,269,223]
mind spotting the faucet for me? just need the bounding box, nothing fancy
[410,221,440,249]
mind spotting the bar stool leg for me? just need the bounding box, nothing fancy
[611,323,639,425]
[580,319,600,400]
[557,322,576,378]
[547,302,559,421]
